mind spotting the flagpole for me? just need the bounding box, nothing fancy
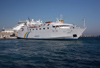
[83,18,85,28]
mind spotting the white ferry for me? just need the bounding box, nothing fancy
[18,17,86,39]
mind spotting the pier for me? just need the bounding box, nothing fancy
[0,32,18,39]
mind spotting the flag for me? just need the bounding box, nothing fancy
[83,19,85,21]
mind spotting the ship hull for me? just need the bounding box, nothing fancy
[18,27,86,40]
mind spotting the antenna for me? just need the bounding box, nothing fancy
[56,18,59,22]
[60,14,63,20]
[83,18,86,28]
[28,16,30,22]
[59,14,64,23]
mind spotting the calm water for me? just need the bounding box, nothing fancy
[0,37,100,68]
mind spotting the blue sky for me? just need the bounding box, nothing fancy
[0,0,100,35]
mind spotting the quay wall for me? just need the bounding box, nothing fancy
[0,32,18,39]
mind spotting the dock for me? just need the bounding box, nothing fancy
[0,32,18,39]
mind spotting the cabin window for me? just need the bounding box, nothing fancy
[47,24,50,26]
[39,28,41,30]
[56,26,59,28]
[56,25,70,27]
[73,34,77,37]
[47,27,49,29]
[52,26,55,28]
[43,28,45,30]
[33,29,34,30]
[36,28,38,30]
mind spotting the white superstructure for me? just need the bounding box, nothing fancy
[12,23,24,32]
[18,18,86,39]
[2,21,26,33]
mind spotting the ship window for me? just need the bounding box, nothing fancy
[33,29,34,30]
[43,28,45,30]
[56,26,59,27]
[47,24,50,26]
[47,27,49,29]
[36,28,38,30]
[61,25,69,27]
[52,26,55,28]
[39,28,41,30]
[73,34,77,37]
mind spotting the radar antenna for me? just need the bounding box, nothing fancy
[60,14,63,20]
[83,18,86,28]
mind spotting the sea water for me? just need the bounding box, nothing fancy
[0,37,100,68]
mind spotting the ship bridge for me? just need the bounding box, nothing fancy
[51,23,74,29]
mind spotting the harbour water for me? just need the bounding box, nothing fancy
[0,37,100,68]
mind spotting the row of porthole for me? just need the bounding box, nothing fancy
[30,27,49,31]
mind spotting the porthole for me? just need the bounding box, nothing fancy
[47,27,49,29]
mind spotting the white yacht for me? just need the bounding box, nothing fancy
[17,17,86,39]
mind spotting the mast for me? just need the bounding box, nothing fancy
[60,14,63,20]
[59,14,64,23]
[83,18,86,28]
[28,17,31,22]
